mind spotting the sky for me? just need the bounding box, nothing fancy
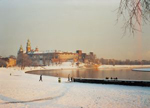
[0,0,150,60]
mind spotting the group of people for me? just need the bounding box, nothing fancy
[39,74,74,82]
[105,77,118,80]
[68,74,74,82]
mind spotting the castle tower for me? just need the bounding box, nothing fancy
[26,39,31,53]
[18,45,24,54]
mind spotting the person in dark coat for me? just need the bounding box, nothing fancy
[39,75,42,81]
[68,74,70,82]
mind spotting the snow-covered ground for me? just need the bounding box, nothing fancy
[0,68,150,108]
[23,62,78,72]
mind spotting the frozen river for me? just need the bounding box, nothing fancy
[27,68,150,81]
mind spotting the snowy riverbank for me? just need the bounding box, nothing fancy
[14,63,150,73]
[0,68,150,108]
[99,65,150,69]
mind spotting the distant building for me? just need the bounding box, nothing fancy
[17,40,98,66]
[0,57,16,67]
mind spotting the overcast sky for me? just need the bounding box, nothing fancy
[0,0,150,60]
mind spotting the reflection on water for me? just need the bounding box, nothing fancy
[27,68,150,81]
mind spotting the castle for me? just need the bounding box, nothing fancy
[18,40,98,66]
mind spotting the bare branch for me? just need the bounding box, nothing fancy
[117,0,150,35]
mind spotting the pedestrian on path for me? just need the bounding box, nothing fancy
[58,77,61,83]
[68,74,70,81]
[39,75,42,81]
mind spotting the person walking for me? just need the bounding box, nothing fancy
[68,74,70,82]
[71,77,74,82]
[58,77,61,83]
[39,75,42,81]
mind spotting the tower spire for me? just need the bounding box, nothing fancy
[26,39,31,53]
[18,45,24,54]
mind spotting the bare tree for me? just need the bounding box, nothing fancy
[0,59,7,67]
[17,53,32,69]
[117,0,150,35]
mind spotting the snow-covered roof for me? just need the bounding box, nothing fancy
[27,50,75,55]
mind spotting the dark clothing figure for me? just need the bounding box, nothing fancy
[105,77,109,79]
[68,74,70,81]
[39,75,42,81]
[58,77,61,83]
[71,77,74,82]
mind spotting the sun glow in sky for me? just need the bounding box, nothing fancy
[0,0,150,60]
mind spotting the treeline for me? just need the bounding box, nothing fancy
[100,58,150,65]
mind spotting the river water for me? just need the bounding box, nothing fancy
[27,68,150,81]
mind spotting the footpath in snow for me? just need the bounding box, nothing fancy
[0,67,150,108]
